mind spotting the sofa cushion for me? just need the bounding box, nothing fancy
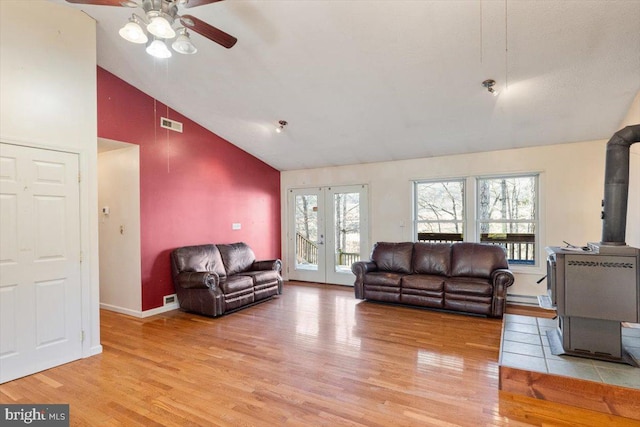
[239,270,280,287]
[402,274,444,291]
[364,271,405,287]
[172,244,226,278]
[218,242,256,275]
[450,243,508,279]
[444,277,492,296]
[401,274,444,308]
[219,275,254,295]
[412,242,451,276]
[371,242,414,274]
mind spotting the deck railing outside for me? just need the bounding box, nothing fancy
[417,232,535,265]
[296,232,318,265]
[298,232,534,266]
[337,251,360,267]
[296,233,360,266]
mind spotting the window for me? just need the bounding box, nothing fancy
[414,180,465,242]
[477,175,538,265]
[413,174,540,267]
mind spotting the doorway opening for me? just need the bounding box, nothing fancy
[97,138,142,315]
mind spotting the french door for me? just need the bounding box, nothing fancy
[288,185,369,285]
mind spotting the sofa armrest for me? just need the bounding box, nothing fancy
[252,259,282,273]
[352,261,377,276]
[490,268,515,318]
[175,271,219,289]
[352,261,377,299]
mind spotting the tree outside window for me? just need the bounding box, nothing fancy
[414,180,465,241]
[477,175,538,264]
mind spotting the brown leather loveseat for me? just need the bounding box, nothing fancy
[352,242,514,318]
[171,242,283,317]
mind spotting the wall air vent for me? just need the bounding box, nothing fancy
[160,117,183,133]
[163,294,177,306]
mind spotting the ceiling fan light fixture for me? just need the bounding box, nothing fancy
[146,38,172,59]
[172,29,197,54]
[71,0,237,58]
[147,13,176,39]
[119,17,148,44]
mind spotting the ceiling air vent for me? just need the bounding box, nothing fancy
[160,117,183,133]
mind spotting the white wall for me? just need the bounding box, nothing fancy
[98,141,142,315]
[282,140,613,299]
[0,1,100,354]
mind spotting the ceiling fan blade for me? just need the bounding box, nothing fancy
[65,0,134,6]
[181,14,237,49]
[182,0,224,9]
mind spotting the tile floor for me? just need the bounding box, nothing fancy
[499,314,640,390]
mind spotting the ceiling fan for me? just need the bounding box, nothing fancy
[66,0,237,58]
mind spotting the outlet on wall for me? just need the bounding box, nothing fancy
[232,223,241,230]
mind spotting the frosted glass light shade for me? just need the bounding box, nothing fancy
[146,39,172,58]
[119,21,148,44]
[172,33,197,54]
[147,16,176,39]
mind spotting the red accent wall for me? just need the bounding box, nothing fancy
[97,67,281,311]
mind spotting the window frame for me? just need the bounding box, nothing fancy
[412,173,542,272]
[413,179,466,242]
[475,173,540,268]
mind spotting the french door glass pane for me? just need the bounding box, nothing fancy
[333,192,360,272]
[295,194,318,270]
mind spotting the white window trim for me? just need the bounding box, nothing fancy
[413,178,465,239]
[413,173,544,274]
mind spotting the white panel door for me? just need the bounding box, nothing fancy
[0,143,82,383]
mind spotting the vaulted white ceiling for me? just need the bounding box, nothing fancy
[54,0,640,171]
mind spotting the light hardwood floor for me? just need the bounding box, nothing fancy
[1,282,637,426]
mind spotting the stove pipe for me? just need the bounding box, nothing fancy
[601,124,640,245]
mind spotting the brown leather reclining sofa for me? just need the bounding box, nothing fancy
[352,242,514,318]
[171,242,283,317]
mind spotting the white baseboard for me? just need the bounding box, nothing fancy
[140,302,179,318]
[100,302,179,318]
[100,303,142,317]
[89,345,103,356]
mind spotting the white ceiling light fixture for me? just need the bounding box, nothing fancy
[118,15,148,44]
[146,38,172,59]
[482,79,499,96]
[275,120,288,133]
[147,11,176,39]
[172,28,197,54]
